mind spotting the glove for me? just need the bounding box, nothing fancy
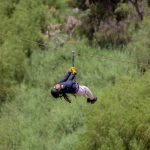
[68,67,72,73]
[68,67,77,74]
[72,67,77,74]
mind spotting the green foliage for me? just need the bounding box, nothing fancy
[115,3,131,21]
[0,37,25,80]
[0,81,16,105]
[0,0,19,18]
[0,85,85,150]
[43,0,67,9]
[127,17,150,73]
[68,0,87,10]
[93,20,133,46]
[72,0,145,46]
[0,0,150,150]
[0,36,25,104]
[0,0,57,104]
[75,72,150,150]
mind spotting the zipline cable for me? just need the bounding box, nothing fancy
[1,32,149,105]
[76,54,150,67]
[0,32,149,67]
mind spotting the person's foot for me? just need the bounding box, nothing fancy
[91,97,97,104]
[87,98,91,103]
[87,97,97,104]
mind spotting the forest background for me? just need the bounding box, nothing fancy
[0,0,150,149]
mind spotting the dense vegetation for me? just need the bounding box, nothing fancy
[0,0,150,150]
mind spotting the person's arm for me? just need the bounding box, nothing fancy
[59,72,71,83]
[68,73,76,81]
[59,67,77,83]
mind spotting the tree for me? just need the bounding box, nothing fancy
[129,0,144,20]
[71,0,145,45]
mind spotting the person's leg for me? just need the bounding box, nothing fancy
[75,85,94,98]
[82,86,95,100]
[75,85,97,103]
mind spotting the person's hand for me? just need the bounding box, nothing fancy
[68,67,72,73]
[71,67,77,74]
[68,67,77,74]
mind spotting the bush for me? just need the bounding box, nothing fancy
[0,81,16,105]
[127,18,150,73]
[0,37,25,82]
[71,0,144,46]
[75,72,150,150]
[93,19,132,46]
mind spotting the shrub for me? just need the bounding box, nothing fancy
[75,72,150,150]
[71,0,145,46]
[127,18,150,73]
[93,19,132,46]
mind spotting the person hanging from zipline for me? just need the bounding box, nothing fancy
[51,67,97,104]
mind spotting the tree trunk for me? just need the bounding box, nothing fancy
[129,0,144,20]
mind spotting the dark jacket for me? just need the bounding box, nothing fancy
[59,72,79,94]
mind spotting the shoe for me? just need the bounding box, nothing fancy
[90,97,97,104]
[87,98,91,103]
[87,97,97,104]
